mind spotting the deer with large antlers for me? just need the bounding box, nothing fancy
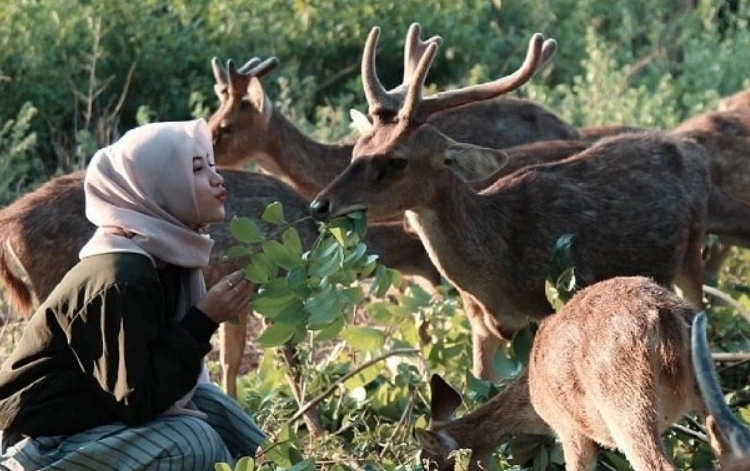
[417,278,747,471]
[310,27,712,380]
[208,23,580,201]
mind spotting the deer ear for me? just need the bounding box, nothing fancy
[349,108,373,136]
[248,77,273,125]
[443,143,509,181]
[429,374,462,421]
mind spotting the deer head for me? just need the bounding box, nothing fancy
[207,56,279,167]
[692,312,750,469]
[310,27,556,222]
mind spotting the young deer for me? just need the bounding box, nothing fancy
[530,276,702,471]
[415,369,551,471]
[208,23,579,201]
[417,280,750,471]
[310,27,711,380]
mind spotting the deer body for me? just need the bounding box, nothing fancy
[311,28,712,380]
[530,276,700,471]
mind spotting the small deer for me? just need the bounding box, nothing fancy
[310,26,711,380]
[415,369,551,471]
[417,278,748,471]
[529,276,701,471]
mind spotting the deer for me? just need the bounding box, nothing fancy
[309,26,712,381]
[208,24,580,202]
[417,278,749,471]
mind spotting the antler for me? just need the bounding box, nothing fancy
[402,33,557,122]
[361,25,442,116]
[211,56,279,94]
[692,312,750,456]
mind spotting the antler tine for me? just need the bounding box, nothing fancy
[692,312,750,454]
[400,40,440,121]
[403,23,443,84]
[211,57,228,87]
[225,59,242,93]
[237,57,262,75]
[362,26,400,114]
[240,57,279,78]
[539,38,558,70]
[415,33,548,120]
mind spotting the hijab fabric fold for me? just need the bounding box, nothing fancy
[79,119,216,418]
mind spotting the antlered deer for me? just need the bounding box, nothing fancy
[310,26,711,380]
[208,23,579,201]
[417,278,746,471]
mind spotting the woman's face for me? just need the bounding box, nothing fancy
[191,155,226,226]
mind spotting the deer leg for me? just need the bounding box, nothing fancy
[675,231,706,307]
[219,313,248,398]
[557,428,598,471]
[461,292,502,381]
[702,241,730,287]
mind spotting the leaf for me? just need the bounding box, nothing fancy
[343,364,381,389]
[330,226,347,246]
[306,284,342,327]
[224,245,251,259]
[253,293,300,319]
[340,326,385,352]
[286,266,310,297]
[370,264,392,297]
[511,326,536,367]
[261,201,285,225]
[286,459,315,471]
[492,349,521,380]
[259,278,290,298]
[314,315,345,341]
[308,242,344,278]
[234,457,255,471]
[230,217,264,244]
[257,322,296,347]
[214,463,233,471]
[246,252,278,284]
[282,227,303,254]
[263,240,303,270]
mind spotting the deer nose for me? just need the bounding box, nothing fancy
[309,199,331,221]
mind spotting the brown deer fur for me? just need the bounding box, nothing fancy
[0,169,319,398]
[311,28,711,380]
[415,369,551,471]
[530,276,702,471]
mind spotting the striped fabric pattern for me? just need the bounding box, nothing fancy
[1,384,264,471]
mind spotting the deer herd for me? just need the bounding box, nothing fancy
[2,22,750,470]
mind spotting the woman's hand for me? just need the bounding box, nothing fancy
[197,270,254,324]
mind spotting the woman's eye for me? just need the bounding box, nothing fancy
[193,166,203,173]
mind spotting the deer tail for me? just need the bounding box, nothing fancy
[0,240,34,317]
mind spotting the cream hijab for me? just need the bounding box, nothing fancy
[79,119,216,416]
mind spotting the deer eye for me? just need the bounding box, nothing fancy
[386,158,407,172]
[220,124,234,134]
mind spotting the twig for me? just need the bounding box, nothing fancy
[670,422,708,443]
[288,348,420,424]
[711,352,750,362]
[703,284,750,325]
[279,344,325,437]
[379,387,419,460]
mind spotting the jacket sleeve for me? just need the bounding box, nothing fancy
[63,281,213,425]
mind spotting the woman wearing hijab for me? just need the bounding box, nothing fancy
[0,119,264,470]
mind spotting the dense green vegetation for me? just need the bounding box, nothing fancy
[4,0,750,469]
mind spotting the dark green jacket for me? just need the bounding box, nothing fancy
[0,252,218,437]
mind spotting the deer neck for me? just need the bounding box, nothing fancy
[436,370,551,455]
[405,176,513,296]
[265,111,353,201]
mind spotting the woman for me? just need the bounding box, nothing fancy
[0,119,264,470]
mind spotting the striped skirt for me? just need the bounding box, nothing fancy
[0,383,264,471]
